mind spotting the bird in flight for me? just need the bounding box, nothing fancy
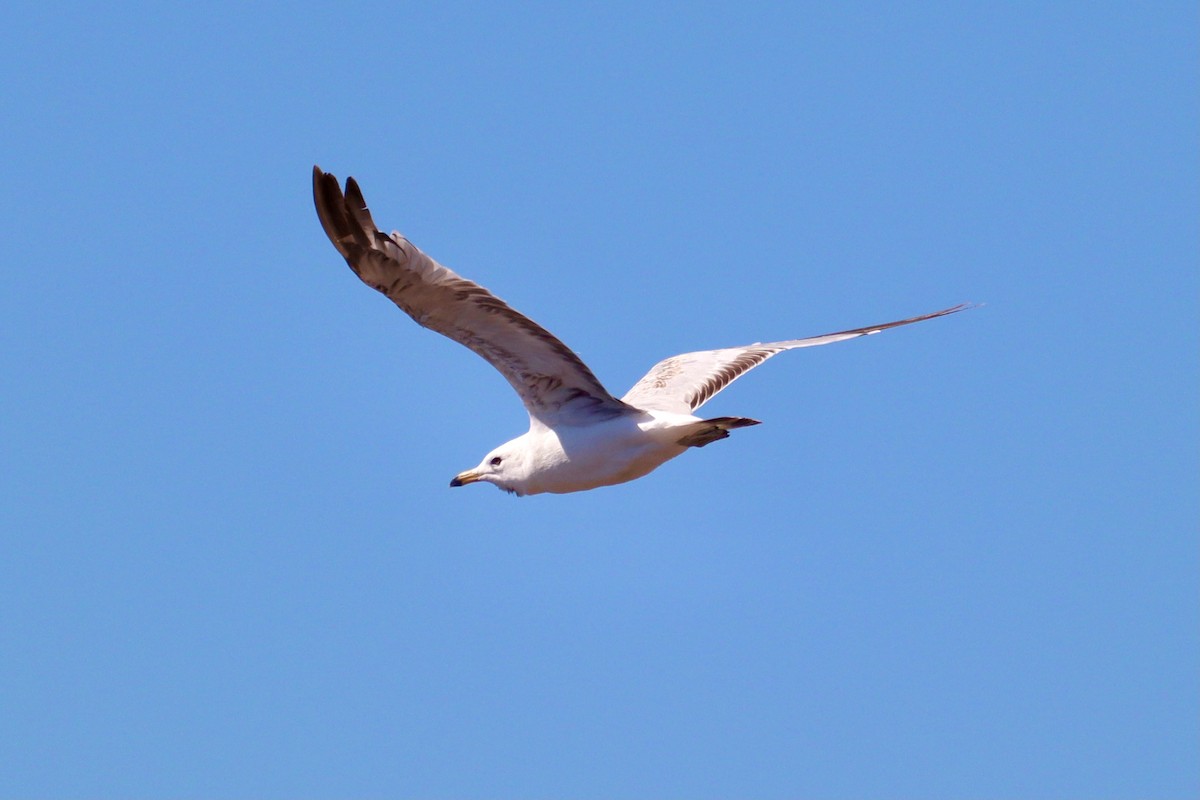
[313,167,970,496]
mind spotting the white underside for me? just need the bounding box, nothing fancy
[518,410,705,495]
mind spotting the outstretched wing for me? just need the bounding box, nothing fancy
[621,304,972,414]
[314,167,629,426]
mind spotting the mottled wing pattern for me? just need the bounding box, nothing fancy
[621,304,972,413]
[314,167,629,426]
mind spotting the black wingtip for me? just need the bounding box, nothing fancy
[340,176,379,251]
[312,166,351,255]
[312,165,336,201]
[344,176,366,211]
[312,167,383,264]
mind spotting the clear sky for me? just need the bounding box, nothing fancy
[2,2,1196,798]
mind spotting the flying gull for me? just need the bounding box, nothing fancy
[313,166,970,496]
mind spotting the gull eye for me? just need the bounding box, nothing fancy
[489,456,503,467]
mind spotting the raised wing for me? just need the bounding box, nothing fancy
[621,304,972,413]
[314,167,629,426]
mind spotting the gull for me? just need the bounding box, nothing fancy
[313,167,970,496]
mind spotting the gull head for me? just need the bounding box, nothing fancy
[449,439,534,496]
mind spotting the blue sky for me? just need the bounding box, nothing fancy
[2,2,1196,797]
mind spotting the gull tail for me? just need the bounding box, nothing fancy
[675,416,761,448]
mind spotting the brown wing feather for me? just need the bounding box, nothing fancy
[313,167,629,425]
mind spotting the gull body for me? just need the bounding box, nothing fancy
[313,167,971,496]
[451,409,727,496]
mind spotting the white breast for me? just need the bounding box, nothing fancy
[522,412,698,494]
